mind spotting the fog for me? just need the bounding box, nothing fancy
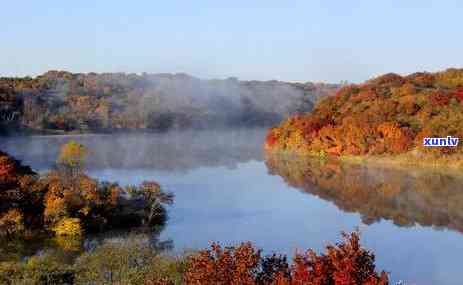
[17,71,318,132]
[136,73,312,123]
[0,128,267,173]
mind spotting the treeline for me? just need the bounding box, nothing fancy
[0,142,173,239]
[1,231,388,284]
[265,68,463,157]
[0,71,338,134]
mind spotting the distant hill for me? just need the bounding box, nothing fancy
[0,71,338,134]
[265,68,463,157]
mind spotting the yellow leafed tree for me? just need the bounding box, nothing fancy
[57,140,87,177]
[53,217,82,237]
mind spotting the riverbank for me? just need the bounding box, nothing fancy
[264,149,463,176]
[339,152,463,174]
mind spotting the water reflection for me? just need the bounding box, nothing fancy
[0,226,172,264]
[265,154,463,234]
[0,128,266,172]
[2,131,463,284]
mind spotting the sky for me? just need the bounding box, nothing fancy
[1,0,462,83]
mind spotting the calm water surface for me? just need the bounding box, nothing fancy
[1,128,463,285]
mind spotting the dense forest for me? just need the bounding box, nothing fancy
[0,71,338,134]
[265,68,463,158]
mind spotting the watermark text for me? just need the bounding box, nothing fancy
[423,136,459,147]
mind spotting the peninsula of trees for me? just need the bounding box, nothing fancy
[0,141,173,239]
[265,68,463,164]
[0,71,338,134]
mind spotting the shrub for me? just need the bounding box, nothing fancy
[74,235,183,284]
[54,235,83,252]
[0,209,24,237]
[256,254,290,285]
[53,217,82,237]
[0,262,23,284]
[289,232,388,285]
[185,242,262,285]
[20,252,75,285]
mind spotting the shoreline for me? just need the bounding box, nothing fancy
[340,154,463,175]
[0,126,271,137]
[264,149,463,176]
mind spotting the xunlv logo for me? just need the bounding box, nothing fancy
[423,136,459,147]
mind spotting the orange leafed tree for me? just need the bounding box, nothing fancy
[185,242,261,285]
[0,208,24,237]
[265,68,463,157]
[184,232,389,285]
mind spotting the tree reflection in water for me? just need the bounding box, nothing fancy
[0,225,173,265]
[265,153,463,233]
[0,128,266,173]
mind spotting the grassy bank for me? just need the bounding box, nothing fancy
[339,152,463,174]
[265,148,463,175]
[0,234,188,285]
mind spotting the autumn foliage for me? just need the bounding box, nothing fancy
[0,231,389,285]
[265,68,463,157]
[0,142,173,238]
[185,231,388,285]
[0,71,339,134]
[0,151,38,237]
[185,242,262,285]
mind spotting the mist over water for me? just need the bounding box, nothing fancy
[2,129,463,285]
[0,128,266,172]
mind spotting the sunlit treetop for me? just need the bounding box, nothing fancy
[57,140,88,171]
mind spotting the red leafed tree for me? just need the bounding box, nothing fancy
[376,122,413,154]
[266,131,279,148]
[351,90,377,102]
[0,153,17,185]
[185,232,389,285]
[289,232,388,285]
[430,91,451,106]
[185,242,261,285]
[454,88,463,102]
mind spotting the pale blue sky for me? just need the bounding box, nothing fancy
[2,1,462,82]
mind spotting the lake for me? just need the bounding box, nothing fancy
[1,128,463,285]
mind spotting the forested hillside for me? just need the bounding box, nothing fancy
[265,68,463,157]
[0,71,338,134]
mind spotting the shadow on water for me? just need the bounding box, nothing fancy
[265,153,463,234]
[0,225,173,264]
